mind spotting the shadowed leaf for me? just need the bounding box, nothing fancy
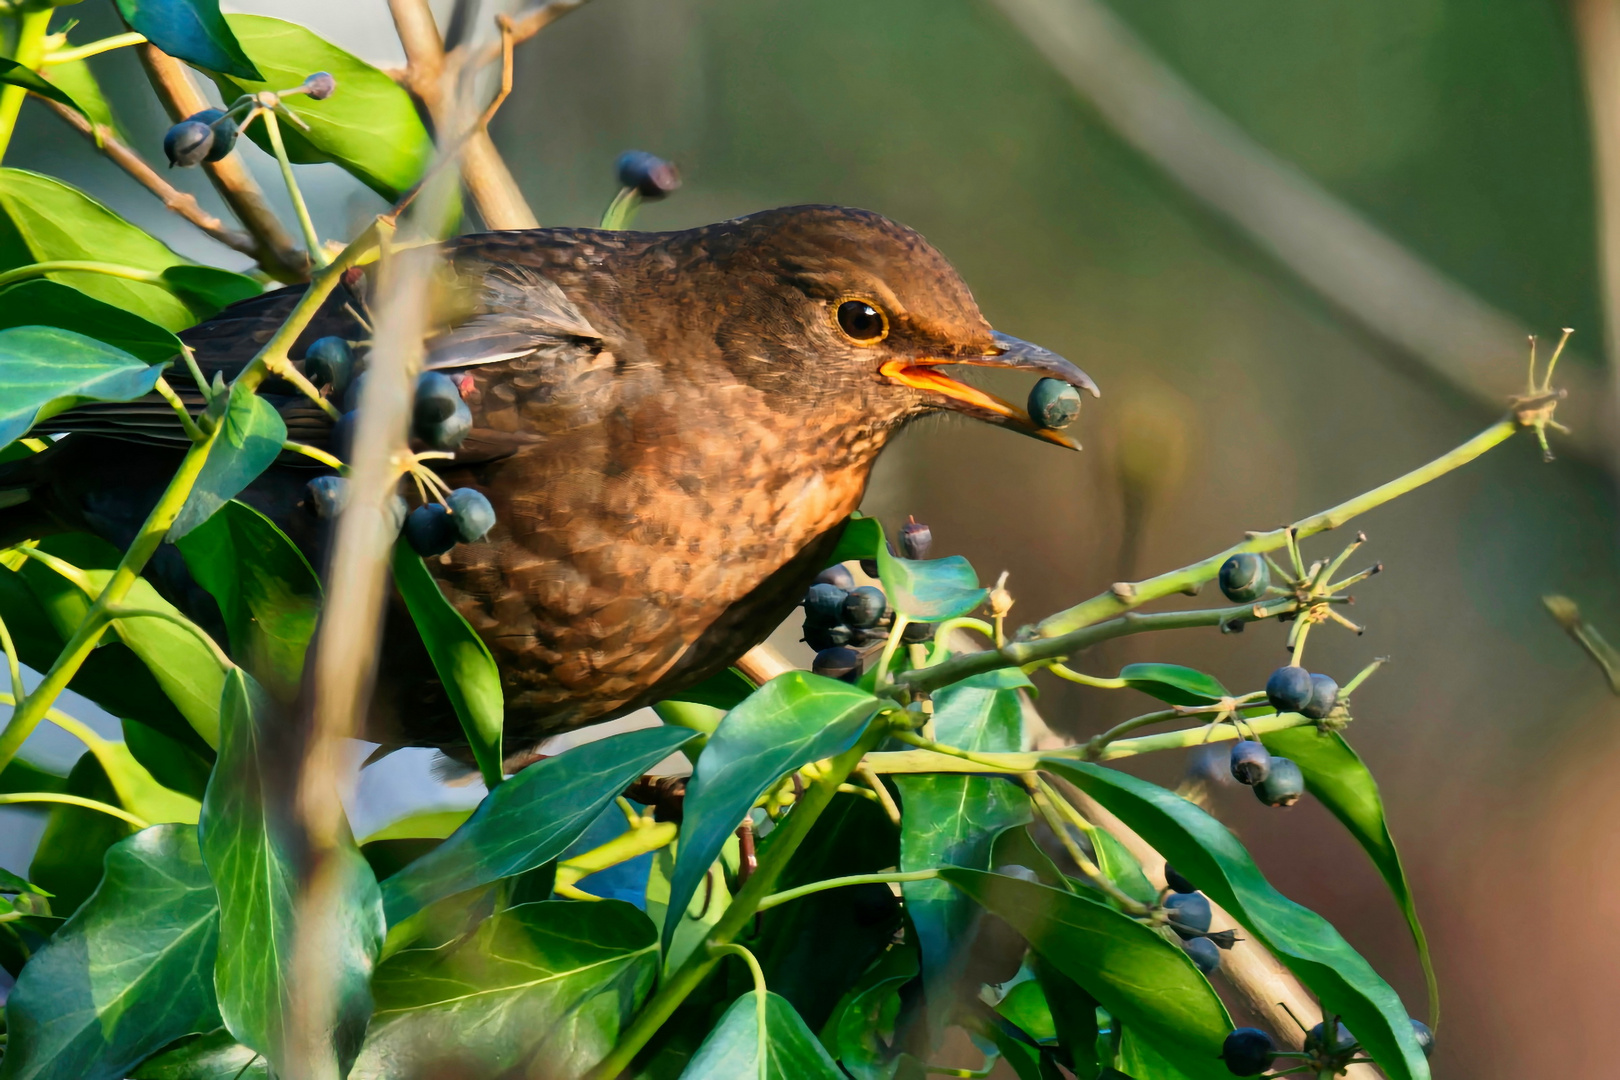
[113,0,261,79]
[0,57,80,112]
[0,327,163,449]
[28,752,133,917]
[1,824,221,1080]
[0,281,182,363]
[171,384,287,539]
[129,1030,266,1080]
[1118,663,1228,706]
[680,991,843,1079]
[664,672,882,953]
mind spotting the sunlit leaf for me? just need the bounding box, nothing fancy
[199,669,382,1076]
[0,56,81,112]
[123,718,212,802]
[114,0,261,80]
[2,824,221,1080]
[1047,760,1430,1080]
[177,500,319,701]
[680,991,844,1079]
[50,714,200,825]
[1262,725,1437,1023]
[41,57,123,139]
[170,384,287,539]
[29,752,133,917]
[0,169,206,330]
[213,16,433,199]
[661,666,756,711]
[1118,663,1229,707]
[943,870,1231,1080]
[0,281,181,362]
[129,1029,267,1080]
[0,326,163,449]
[392,543,502,788]
[664,672,882,953]
[158,265,260,316]
[379,726,696,924]
[350,900,658,1080]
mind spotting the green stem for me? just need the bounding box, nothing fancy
[0,260,163,291]
[874,614,909,690]
[900,599,1287,695]
[0,6,52,163]
[584,718,893,1080]
[555,820,678,891]
[708,943,769,1080]
[755,868,940,913]
[260,109,327,269]
[282,440,345,471]
[1036,418,1519,638]
[41,31,146,65]
[0,791,149,829]
[599,186,641,230]
[104,606,233,668]
[154,377,206,442]
[0,610,21,704]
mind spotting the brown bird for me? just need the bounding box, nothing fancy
[5,206,1097,761]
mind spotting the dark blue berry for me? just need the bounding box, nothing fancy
[1218,553,1269,603]
[1410,1019,1433,1059]
[1302,673,1338,720]
[1183,935,1220,974]
[814,564,855,590]
[415,371,462,424]
[804,583,849,626]
[306,475,347,518]
[1306,1021,1355,1055]
[1164,864,1196,894]
[616,150,681,198]
[842,585,887,629]
[343,372,367,412]
[812,646,861,683]
[1229,740,1271,786]
[164,120,214,167]
[184,108,237,161]
[1164,891,1211,938]
[901,620,935,644]
[1221,1028,1275,1076]
[332,410,358,461]
[1265,665,1313,713]
[404,503,457,557]
[446,488,495,542]
[898,518,932,560]
[803,624,853,651]
[303,71,336,100]
[1254,757,1305,807]
[418,396,472,451]
[1027,378,1081,429]
[303,336,354,396]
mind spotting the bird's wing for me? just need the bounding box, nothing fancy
[424,260,603,370]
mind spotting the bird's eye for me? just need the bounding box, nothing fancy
[835,299,888,343]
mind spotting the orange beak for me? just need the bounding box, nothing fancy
[881,332,1099,450]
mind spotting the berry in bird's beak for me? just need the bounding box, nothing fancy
[880,331,1099,449]
[1027,378,1081,429]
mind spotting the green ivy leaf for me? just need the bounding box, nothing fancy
[664,672,882,953]
[1120,1028,1195,1080]
[47,713,199,826]
[826,515,883,566]
[0,864,46,896]
[0,755,68,796]
[1261,726,1437,1025]
[826,941,918,1080]
[0,56,82,113]
[123,718,213,803]
[170,383,287,539]
[158,265,261,317]
[681,991,844,1079]
[895,669,1031,1032]
[996,978,1057,1043]
[199,669,383,1076]
[41,57,123,140]
[177,500,320,702]
[1,824,221,1080]
[213,16,433,199]
[379,726,696,925]
[0,169,208,330]
[29,752,134,917]
[825,514,988,620]
[350,900,659,1080]
[391,543,503,788]
[1034,954,1101,1077]
[1047,760,1430,1080]
[114,0,261,80]
[0,281,182,363]
[1117,663,1229,707]
[942,870,1232,1080]
[0,326,164,449]
[128,1030,267,1080]
[0,562,208,759]
[20,534,229,748]
[660,666,756,711]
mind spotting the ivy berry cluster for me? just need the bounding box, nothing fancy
[800,518,935,682]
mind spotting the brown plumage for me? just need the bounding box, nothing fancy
[10,206,1097,760]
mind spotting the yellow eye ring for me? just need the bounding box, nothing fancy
[834,298,888,344]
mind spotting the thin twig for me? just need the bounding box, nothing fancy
[136,44,308,282]
[39,98,258,257]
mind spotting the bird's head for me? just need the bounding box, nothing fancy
[690,205,1099,449]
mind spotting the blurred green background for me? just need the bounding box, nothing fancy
[5,0,1618,1074]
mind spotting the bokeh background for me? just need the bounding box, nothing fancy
[3,0,1618,1075]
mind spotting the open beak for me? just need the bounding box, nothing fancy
[880,331,1100,449]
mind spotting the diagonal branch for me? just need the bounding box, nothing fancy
[136,44,309,282]
[38,97,258,258]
